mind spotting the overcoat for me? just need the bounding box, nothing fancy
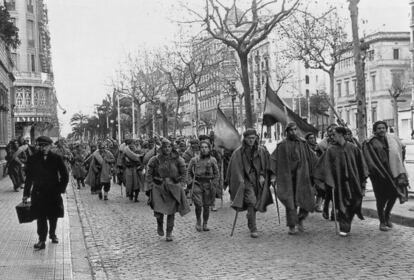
[226,144,273,212]
[271,138,316,213]
[146,151,190,216]
[23,152,69,218]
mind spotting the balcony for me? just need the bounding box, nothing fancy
[14,72,53,86]
[14,106,56,123]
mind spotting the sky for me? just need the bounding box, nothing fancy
[45,0,410,136]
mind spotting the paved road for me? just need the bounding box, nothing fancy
[73,181,414,280]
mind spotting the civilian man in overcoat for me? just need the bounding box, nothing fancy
[23,136,69,250]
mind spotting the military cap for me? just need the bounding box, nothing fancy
[36,136,53,145]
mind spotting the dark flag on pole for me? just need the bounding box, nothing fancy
[214,106,241,151]
[263,83,318,136]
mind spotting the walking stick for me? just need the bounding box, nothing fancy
[230,210,239,237]
[272,182,281,225]
[189,165,196,206]
[331,187,339,234]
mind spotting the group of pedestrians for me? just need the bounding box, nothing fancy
[6,118,410,249]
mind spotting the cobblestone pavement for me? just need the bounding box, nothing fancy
[73,182,414,280]
[0,177,72,280]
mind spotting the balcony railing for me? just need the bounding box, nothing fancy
[14,71,53,84]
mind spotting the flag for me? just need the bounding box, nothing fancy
[263,83,318,136]
[214,107,241,151]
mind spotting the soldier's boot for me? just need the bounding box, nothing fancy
[134,190,139,202]
[195,206,202,232]
[77,180,81,190]
[166,214,175,241]
[104,192,109,201]
[247,206,258,238]
[202,206,210,231]
[384,197,396,228]
[156,215,164,236]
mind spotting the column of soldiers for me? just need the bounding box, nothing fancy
[12,119,410,249]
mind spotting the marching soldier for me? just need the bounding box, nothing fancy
[226,128,274,238]
[362,121,409,231]
[187,140,219,232]
[146,138,190,241]
[271,122,316,235]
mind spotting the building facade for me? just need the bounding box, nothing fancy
[5,0,58,142]
[335,32,411,139]
[248,31,329,137]
[0,38,15,177]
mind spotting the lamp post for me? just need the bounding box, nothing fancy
[110,119,114,139]
[132,98,135,139]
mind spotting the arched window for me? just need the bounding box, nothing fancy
[305,75,310,84]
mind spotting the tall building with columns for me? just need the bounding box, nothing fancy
[5,0,58,142]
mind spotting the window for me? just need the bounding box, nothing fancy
[372,106,377,123]
[27,20,35,48]
[352,79,356,95]
[393,49,399,60]
[305,89,310,98]
[31,54,35,72]
[367,50,375,61]
[0,88,8,144]
[371,75,376,91]
[346,110,350,124]
[305,75,309,84]
[27,0,34,13]
[345,80,350,96]
[337,82,342,97]
[16,89,23,107]
[5,0,16,11]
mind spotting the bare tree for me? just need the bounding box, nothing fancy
[189,0,299,128]
[388,70,409,137]
[282,7,347,123]
[348,0,366,141]
[112,51,167,137]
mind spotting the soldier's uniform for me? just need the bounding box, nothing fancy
[187,152,219,231]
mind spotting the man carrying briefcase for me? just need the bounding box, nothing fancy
[22,136,69,250]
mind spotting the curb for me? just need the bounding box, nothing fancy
[361,207,414,228]
[67,180,95,280]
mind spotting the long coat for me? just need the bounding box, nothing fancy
[271,138,316,213]
[313,142,368,219]
[123,145,144,194]
[225,144,273,212]
[23,152,69,218]
[146,151,190,216]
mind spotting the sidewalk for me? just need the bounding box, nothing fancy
[362,190,414,227]
[0,176,92,280]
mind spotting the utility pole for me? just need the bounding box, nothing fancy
[349,0,367,141]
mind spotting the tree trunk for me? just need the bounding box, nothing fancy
[329,70,335,124]
[239,52,253,128]
[195,91,199,136]
[173,94,182,137]
[349,0,367,141]
[393,97,399,136]
[136,104,141,138]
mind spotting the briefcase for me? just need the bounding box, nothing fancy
[15,202,34,224]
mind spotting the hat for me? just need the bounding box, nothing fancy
[304,132,314,140]
[243,128,257,137]
[190,139,200,145]
[198,134,210,141]
[36,136,53,145]
[285,122,297,132]
[160,138,171,146]
[179,141,187,147]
